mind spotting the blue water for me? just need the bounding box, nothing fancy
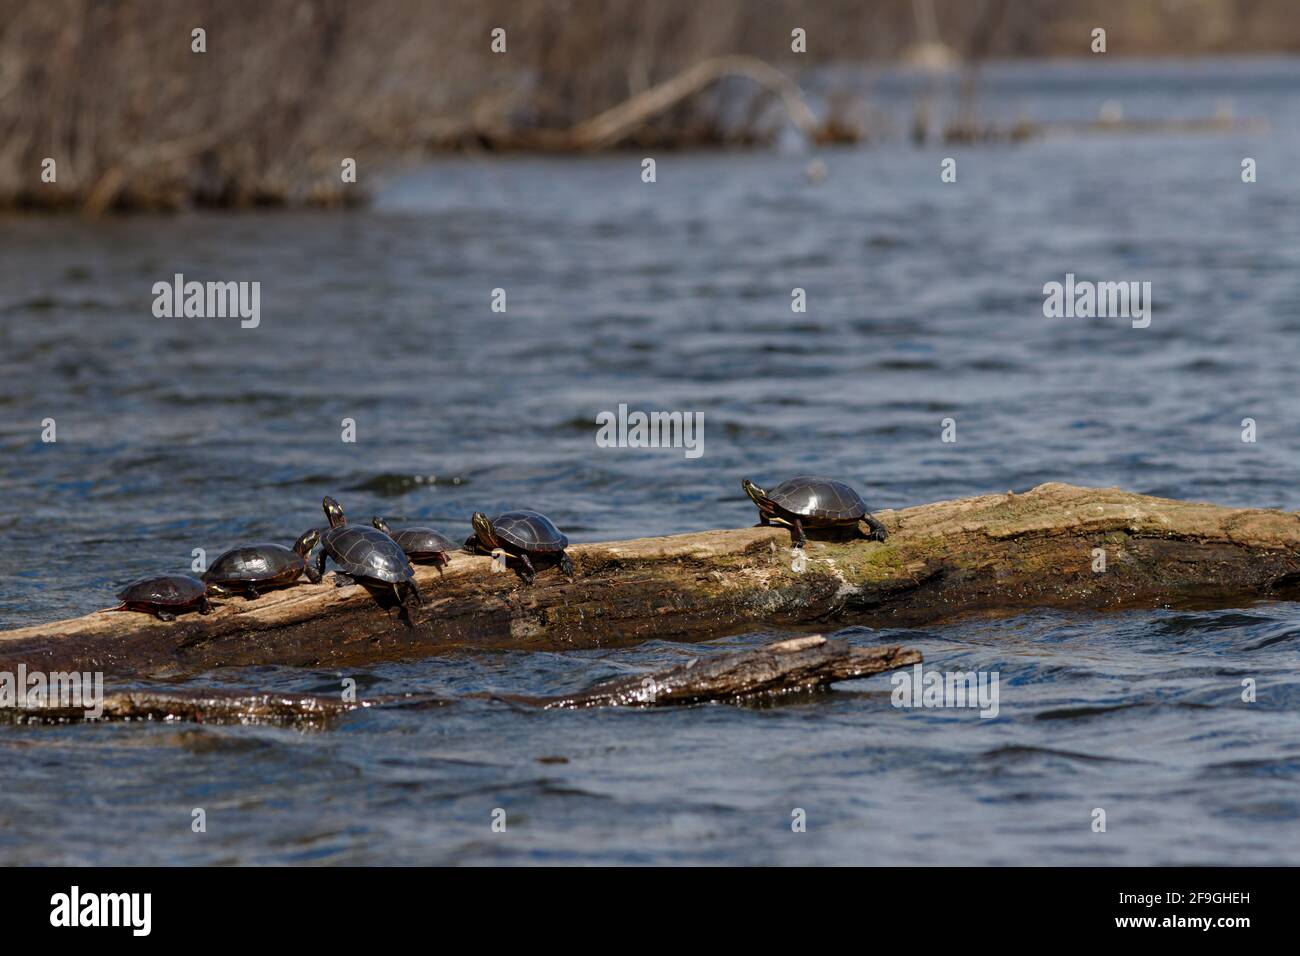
[1,58,1299,864]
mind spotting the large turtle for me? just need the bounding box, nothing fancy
[741,475,888,548]
[465,510,574,585]
[314,496,423,620]
[203,530,321,599]
[116,574,212,621]
[372,517,456,572]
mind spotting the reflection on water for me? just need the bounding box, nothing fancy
[1,58,1299,864]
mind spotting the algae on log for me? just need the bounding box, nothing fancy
[2,482,1299,679]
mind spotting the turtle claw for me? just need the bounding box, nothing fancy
[860,516,889,542]
[333,573,356,588]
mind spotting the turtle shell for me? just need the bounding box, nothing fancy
[390,527,457,558]
[203,543,304,585]
[491,511,568,553]
[322,525,414,583]
[117,574,208,606]
[767,476,869,520]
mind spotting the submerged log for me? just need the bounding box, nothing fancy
[530,637,920,710]
[3,637,918,724]
[2,483,1299,680]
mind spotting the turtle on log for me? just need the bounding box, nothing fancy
[741,476,888,549]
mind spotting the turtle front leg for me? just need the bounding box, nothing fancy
[310,549,327,584]
[516,552,537,585]
[243,585,261,600]
[155,609,177,622]
[860,514,889,542]
[333,573,356,587]
[392,580,422,627]
[199,595,213,615]
[790,517,807,549]
[559,551,575,583]
[433,552,449,575]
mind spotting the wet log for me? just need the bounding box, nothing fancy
[2,482,1299,680]
[2,637,918,724]
[528,636,920,710]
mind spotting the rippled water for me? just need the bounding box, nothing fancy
[2,59,1299,864]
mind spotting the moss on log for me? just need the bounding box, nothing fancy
[2,483,1298,680]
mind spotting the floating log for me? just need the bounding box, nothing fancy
[2,483,1299,680]
[3,637,918,724]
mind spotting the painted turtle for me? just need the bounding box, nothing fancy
[372,517,456,572]
[116,574,212,621]
[203,530,320,599]
[315,496,423,619]
[741,475,888,548]
[466,510,574,585]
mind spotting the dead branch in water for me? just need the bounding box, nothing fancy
[529,637,920,709]
[564,55,823,149]
[2,637,919,724]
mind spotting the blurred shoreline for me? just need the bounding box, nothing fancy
[3,0,1298,212]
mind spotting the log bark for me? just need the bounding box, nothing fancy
[2,482,1299,680]
[2,637,919,724]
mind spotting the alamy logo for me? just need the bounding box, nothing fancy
[151,272,261,328]
[49,886,151,936]
[595,404,704,459]
[1042,273,1151,328]
[891,663,1000,718]
[0,665,103,719]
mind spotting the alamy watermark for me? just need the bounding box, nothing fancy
[50,886,151,936]
[1,665,104,719]
[595,403,704,459]
[152,272,260,328]
[891,663,999,718]
[1043,273,1151,329]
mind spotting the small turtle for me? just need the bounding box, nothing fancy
[741,475,888,548]
[116,574,212,621]
[203,530,321,600]
[465,510,574,585]
[372,517,457,572]
[315,496,423,620]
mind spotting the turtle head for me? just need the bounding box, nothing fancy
[471,511,496,548]
[741,478,766,506]
[293,527,321,556]
[322,496,347,528]
[372,516,392,536]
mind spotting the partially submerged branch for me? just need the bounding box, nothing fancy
[3,637,919,724]
[530,636,920,709]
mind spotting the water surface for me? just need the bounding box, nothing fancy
[1,58,1299,864]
